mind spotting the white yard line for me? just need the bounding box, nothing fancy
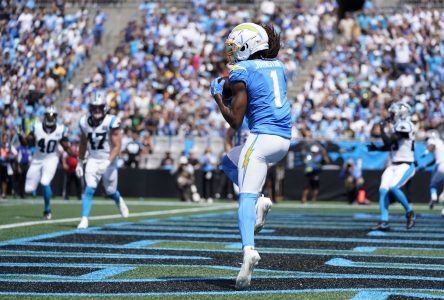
[0,204,237,230]
[276,203,428,210]
[0,199,221,207]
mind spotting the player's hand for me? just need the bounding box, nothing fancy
[14,125,24,137]
[367,143,378,152]
[210,77,224,98]
[96,160,110,176]
[76,160,84,178]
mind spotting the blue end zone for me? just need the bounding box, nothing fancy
[1,211,444,297]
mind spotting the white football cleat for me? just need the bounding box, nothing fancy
[255,196,272,233]
[43,212,52,220]
[235,247,261,290]
[439,192,444,203]
[77,217,89,229]
[118,197,129,218]
[441,208,444,218]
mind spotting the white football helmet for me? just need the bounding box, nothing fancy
[89,91,107,122]
[225,23,269,65]
[426,130,440,140]
[43,106,58,128]
[388,101,411,123]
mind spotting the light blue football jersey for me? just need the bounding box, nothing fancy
[229,59,292,139]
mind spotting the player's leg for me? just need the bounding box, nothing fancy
[389,163,416,229]
[235,134,264,290]
[222,145,243,189]
[25,161,49,219]
[231,140,276,235]
[373,167,392,231]
[311,174,320,202]
[237,134,263,250]
[78,159,100,228]
[102,162,128,218]
[40,156,59,219]
[433,164,444,216]
[429,164,441,209]
[25,161,42,196]
[235,134,289,290]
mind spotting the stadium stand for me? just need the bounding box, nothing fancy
[294,6,444,142]
[0,0,105,131]
[1,0,443,174]
[55,0,337,168]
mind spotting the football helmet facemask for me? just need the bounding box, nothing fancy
[89,91,107,122]
[43,106,58,128]
[225,23,269,65]
[388,101,412,123]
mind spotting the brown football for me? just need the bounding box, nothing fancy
[218,76,233,105]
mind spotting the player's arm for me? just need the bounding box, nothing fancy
[424,159,436,168]
[224,127,235,152]
[15,125,34,146]
[321,147,331,164]
[214,81,247,130]
[20,133,34,147]
[60,138,78,158]
[75,131,88,178]
[62,153,69,170]
[109,128,122,162]
[78,131,87,161]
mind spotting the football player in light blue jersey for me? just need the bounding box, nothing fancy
[211,23,291,290]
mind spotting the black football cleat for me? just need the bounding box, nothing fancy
[429,199,436,210]
[372,222,390,231]
[406,211,416,229]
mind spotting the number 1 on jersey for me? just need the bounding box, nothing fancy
[270,70,282,108]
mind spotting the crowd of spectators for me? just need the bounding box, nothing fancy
[59,0,337,155]
[0,1,105,136]
[0,1,105,197]
[2,0,443,180]
[293,6,444,141]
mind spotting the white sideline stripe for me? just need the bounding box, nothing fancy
[275,203,429,210]
[0,199,220,207]
[0,204,237,230]
[3,200,427,210]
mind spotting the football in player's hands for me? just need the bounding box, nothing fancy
[218,76,233,106]
[367,143,377,151]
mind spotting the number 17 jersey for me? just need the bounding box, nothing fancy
[229,59,292,139]
[79,114,121,160]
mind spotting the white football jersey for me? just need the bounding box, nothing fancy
[390,120,415,163]
[32,122,67,161]
[427,137,444,164]
[79,114,121,160]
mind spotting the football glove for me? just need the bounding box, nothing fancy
[76,160,84,178]
[367,143,378,152]
[210,77,224,98]
[96,159,110,176]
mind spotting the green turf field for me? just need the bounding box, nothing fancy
[1,198,444,299]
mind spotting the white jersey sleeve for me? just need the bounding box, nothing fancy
[79,114,121,160]
[428,138,444,164]
[32,122,66,161]
[390,120,415,163]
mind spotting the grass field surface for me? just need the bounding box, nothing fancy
[0,197,444,299]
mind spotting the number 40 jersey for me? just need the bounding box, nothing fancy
[79,114,121,160]
[32,121,67,160]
